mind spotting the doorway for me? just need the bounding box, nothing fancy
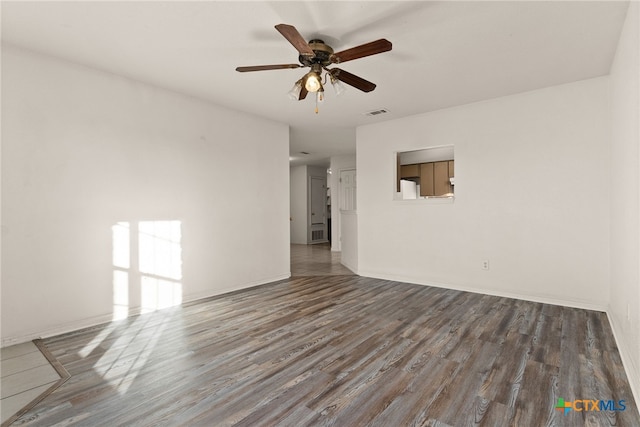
[308,175,327,243]
[290,243,355,276]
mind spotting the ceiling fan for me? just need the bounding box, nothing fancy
[236,24,392,110]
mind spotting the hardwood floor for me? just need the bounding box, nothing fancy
[290,243,354,276]
[12,274,638,426]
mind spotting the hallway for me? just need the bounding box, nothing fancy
[290,244,355,277]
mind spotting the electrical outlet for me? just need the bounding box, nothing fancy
[482,260,490,270]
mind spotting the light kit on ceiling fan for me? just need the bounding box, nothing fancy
[302,65,325,114]
[329,73,346,96]
[236,23,392,113]
[303,67,323,93]
[288,80,303,100]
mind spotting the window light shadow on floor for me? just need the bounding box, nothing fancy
[74,221,185,395]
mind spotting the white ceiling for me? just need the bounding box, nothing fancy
[1,1,629,167]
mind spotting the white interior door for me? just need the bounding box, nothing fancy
[340,169,357,211]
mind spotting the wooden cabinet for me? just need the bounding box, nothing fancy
[398,162,420,193]
[434,161,452,195]
[400,164,420,179]
[399,159,454,198]
[419,160,454,197]
[420,163,434,196]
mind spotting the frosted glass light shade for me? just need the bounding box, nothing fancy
[331,78,346,96]
[288,81,302,100]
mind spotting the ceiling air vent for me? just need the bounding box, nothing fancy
[364,108,389,117]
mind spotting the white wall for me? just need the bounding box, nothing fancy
[329,154,356,251]
[609,1,640,405]
[357,77,610,310]
[340,211,358,273]
[290,165,308,244]
[1,46,290,345]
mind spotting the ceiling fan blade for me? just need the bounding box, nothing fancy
[275,24,315,57]
[330,68,376,92]
[236,64,302,72]
[299,86,309,100]
[331,39,392,63]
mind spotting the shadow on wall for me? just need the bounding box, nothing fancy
[112,220,183,321]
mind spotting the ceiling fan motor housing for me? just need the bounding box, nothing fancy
[299,39,334,66]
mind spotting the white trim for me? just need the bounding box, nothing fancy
[1,311,121,348]
[606,307,640,410]
[392,196,455,204]
[339,210,359,275]
[182,274,290,303]
[340,260,358,275]
[307,174,328,244]
[357,269,608,312]
[0,273,291,348]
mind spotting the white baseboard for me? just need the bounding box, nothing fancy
[357,270,608,312]
[606,308,640,410]
[181,274,291,303]
[340,261,358,275]
[1,273,291,349]
[1,311,122,348]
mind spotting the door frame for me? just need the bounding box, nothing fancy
[307,174,328,244]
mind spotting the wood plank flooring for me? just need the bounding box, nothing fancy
[290,243,355,277]
[11,275,638,426]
